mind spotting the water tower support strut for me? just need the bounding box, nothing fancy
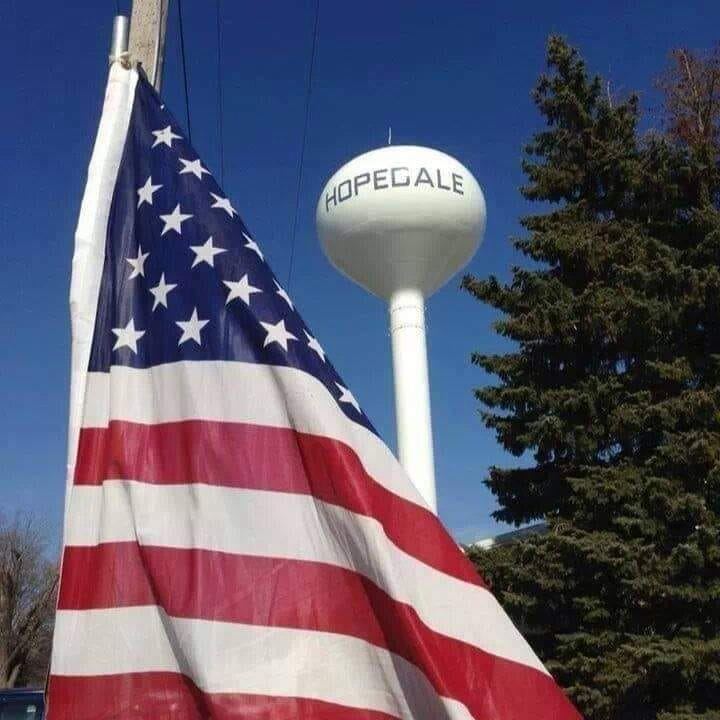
[389,287,437,513]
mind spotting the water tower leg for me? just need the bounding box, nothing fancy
[388,288,437,513]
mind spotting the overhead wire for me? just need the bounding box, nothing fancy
[177,0,193,145]
[216,0,225,186]
[286,0,321,290]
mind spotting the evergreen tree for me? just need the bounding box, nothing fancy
[464,36,720,720]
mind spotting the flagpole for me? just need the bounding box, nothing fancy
[128,0,169,90]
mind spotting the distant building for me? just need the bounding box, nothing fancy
[470,522,547,550]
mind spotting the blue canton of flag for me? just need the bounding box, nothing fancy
[89,74,367,429]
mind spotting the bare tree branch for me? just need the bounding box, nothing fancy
[0,514,58,688]
[659,45,720,150]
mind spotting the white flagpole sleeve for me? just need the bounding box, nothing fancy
[65,65,138,525]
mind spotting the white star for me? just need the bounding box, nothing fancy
[176,307,209,346]
[336,383,361,413]
[242,232,264,260]
[305,330,326,362]
[190,237,226,268]
[151,125,182,148]
[224,275,261,306]
[111,318,145,354]
[159,204,193,236]
[126,247,149,279]
[148,273,177,311]
[260,318,297,351]
[210,192,237,217]
[179,158,211,180]
[274,280,294,310]
[136,176,162,208]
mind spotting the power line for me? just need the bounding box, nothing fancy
[286,0,320,290]
[216,0,225,186]
[177,0,192,144]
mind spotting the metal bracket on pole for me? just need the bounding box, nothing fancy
[128,0,169,90]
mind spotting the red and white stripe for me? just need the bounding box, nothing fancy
[49,65,581,719]
[51,362,579,719]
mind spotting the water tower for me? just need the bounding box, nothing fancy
[316,146,486,513]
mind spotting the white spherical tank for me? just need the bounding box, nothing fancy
[316,145,486,300]
[316,146,486,514]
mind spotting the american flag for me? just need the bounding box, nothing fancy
[47,64,581,720]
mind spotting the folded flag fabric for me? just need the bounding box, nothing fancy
[47,63,582,720]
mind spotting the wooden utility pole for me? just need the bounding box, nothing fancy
[128,0,169,90]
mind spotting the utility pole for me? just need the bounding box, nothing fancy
[128,0,169,90]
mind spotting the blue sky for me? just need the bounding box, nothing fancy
[2,0,718,549]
